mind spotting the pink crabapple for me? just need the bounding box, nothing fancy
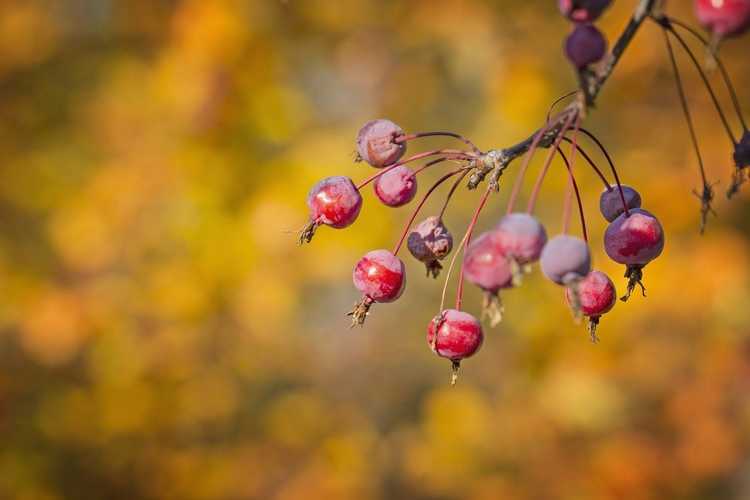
[374,164,418,207]
[356,119,407,168]
[559,0,613,23]
[463,231,514,327]
[407,216,453,278]
[695,0,750,39]
[540,235,593,315]
[565,270,616,342]
[599,184,642,222]
[565,24,608,69]
[493,212,548,283]
[427,309,484,385]
[349,249,406,326]
[603,208,665,301]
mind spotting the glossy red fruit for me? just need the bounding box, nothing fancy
[356,119,406,167]
[604,209,664,266]
[464,231,513,326]
[695,0,750,38]
[493,212,548,270]
[565,24,608,69]
[599,184,642,222]
[374,165,417,207]
[301,176,363,243]
[427,309,484,384]
[540,235,592,286]
[559,0,613,23]
[407,216,453,278]
[565,270,616,342]
[350,250,406,326]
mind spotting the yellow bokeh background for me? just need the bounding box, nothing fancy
[1,1,750,499]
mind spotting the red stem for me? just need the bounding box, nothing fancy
[356,149,472,190]
[455,188,493,310]
[395,131,482,154]
[439,170,470,219]
[560,137,610,188]
[557,145,588,242]
[577,128,631,217]
[526,113,577,213]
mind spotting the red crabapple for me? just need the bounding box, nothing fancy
[565,270,616,342]
[301,176,363,244]
[565,24,608,69]
[493,212,548,283]
[374,165,418,207]
[407,216,453,278]
[356,119,407,167]
[427,309,484,385]
[599,184,642,222]
[559,0,613,23]
[349,249,406,326]
[695,0,750,39]
[604,208,665,301]
[464,231,513,326]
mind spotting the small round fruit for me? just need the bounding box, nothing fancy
[599,184,642,222]
[464,232,513,293]
[695,0,750,38]
[407,216,453,277]
[307,176,363,229]
[565,24,608,69]
[604,208,664,266]
[565,270,616,317]
[352,249,406,303]
[356,119,406,167]
[734,129,750,168]
[493,213,548,264]
[540,235,592,285]
[427,310,484,362]
[559,0,613,23]
[374,165,417,207]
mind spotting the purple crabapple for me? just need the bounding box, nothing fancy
[565,270,616,342]
[407,216,453,278]
[565,24,608,69]
[374,165,418,207]
[604,208,664,301]
[427,309,484,385]
[695,0,750,39]
[599,184,642,222]
[301,176,363,244]
[734,129,750,168]
[559,0,613,23]
[493,212,548,283]
[540,235,592,286]
[356,119,407,168]
[349,249,406,326]
[463,231,513,327]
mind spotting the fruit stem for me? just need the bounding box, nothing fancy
[450,360,461,386]
[395,131,482,154]
[557,147,589,242]
[621,265,646,302]
[588,317,600,344]
[481,291,504,327]
[439,170,471,219]
[560,137,611,188]
[665,16,747,132]
[577,128,631,217]
[455,187,493,310]
[662,28,716,232]
[347,296,373,327]
[547,90,580,123]
[660,21,737,144]
[356,149,472,190]
[392,167,471,256]
[526,112,577,215]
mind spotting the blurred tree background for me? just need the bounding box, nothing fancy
[1,0,750,499]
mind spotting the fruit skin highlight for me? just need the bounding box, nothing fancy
[559,0,613,23]
[695,0,750,38]
[565,270,617,342]
[352,250,406,303]
[604,209,664,266]
[427,309,484,384]
[374,165,417,207]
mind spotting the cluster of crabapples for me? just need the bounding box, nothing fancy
[300,0,750,383]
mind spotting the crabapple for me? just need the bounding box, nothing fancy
[350,250,406,326]
[374,165,417,207]
[565,270,616,342]
[463,231,513,326]
[356,119,406,167]
[734,129,750,168]
[493,212,547,283]
[559,0,613,23]
[301,176,363,243]
[695,0,750,39]
[427,309,484,385]
[407,216,453,278]
[565,24,608,69]
[599,184,642,222]
[604,208,664,301]
[540,235,592,286]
